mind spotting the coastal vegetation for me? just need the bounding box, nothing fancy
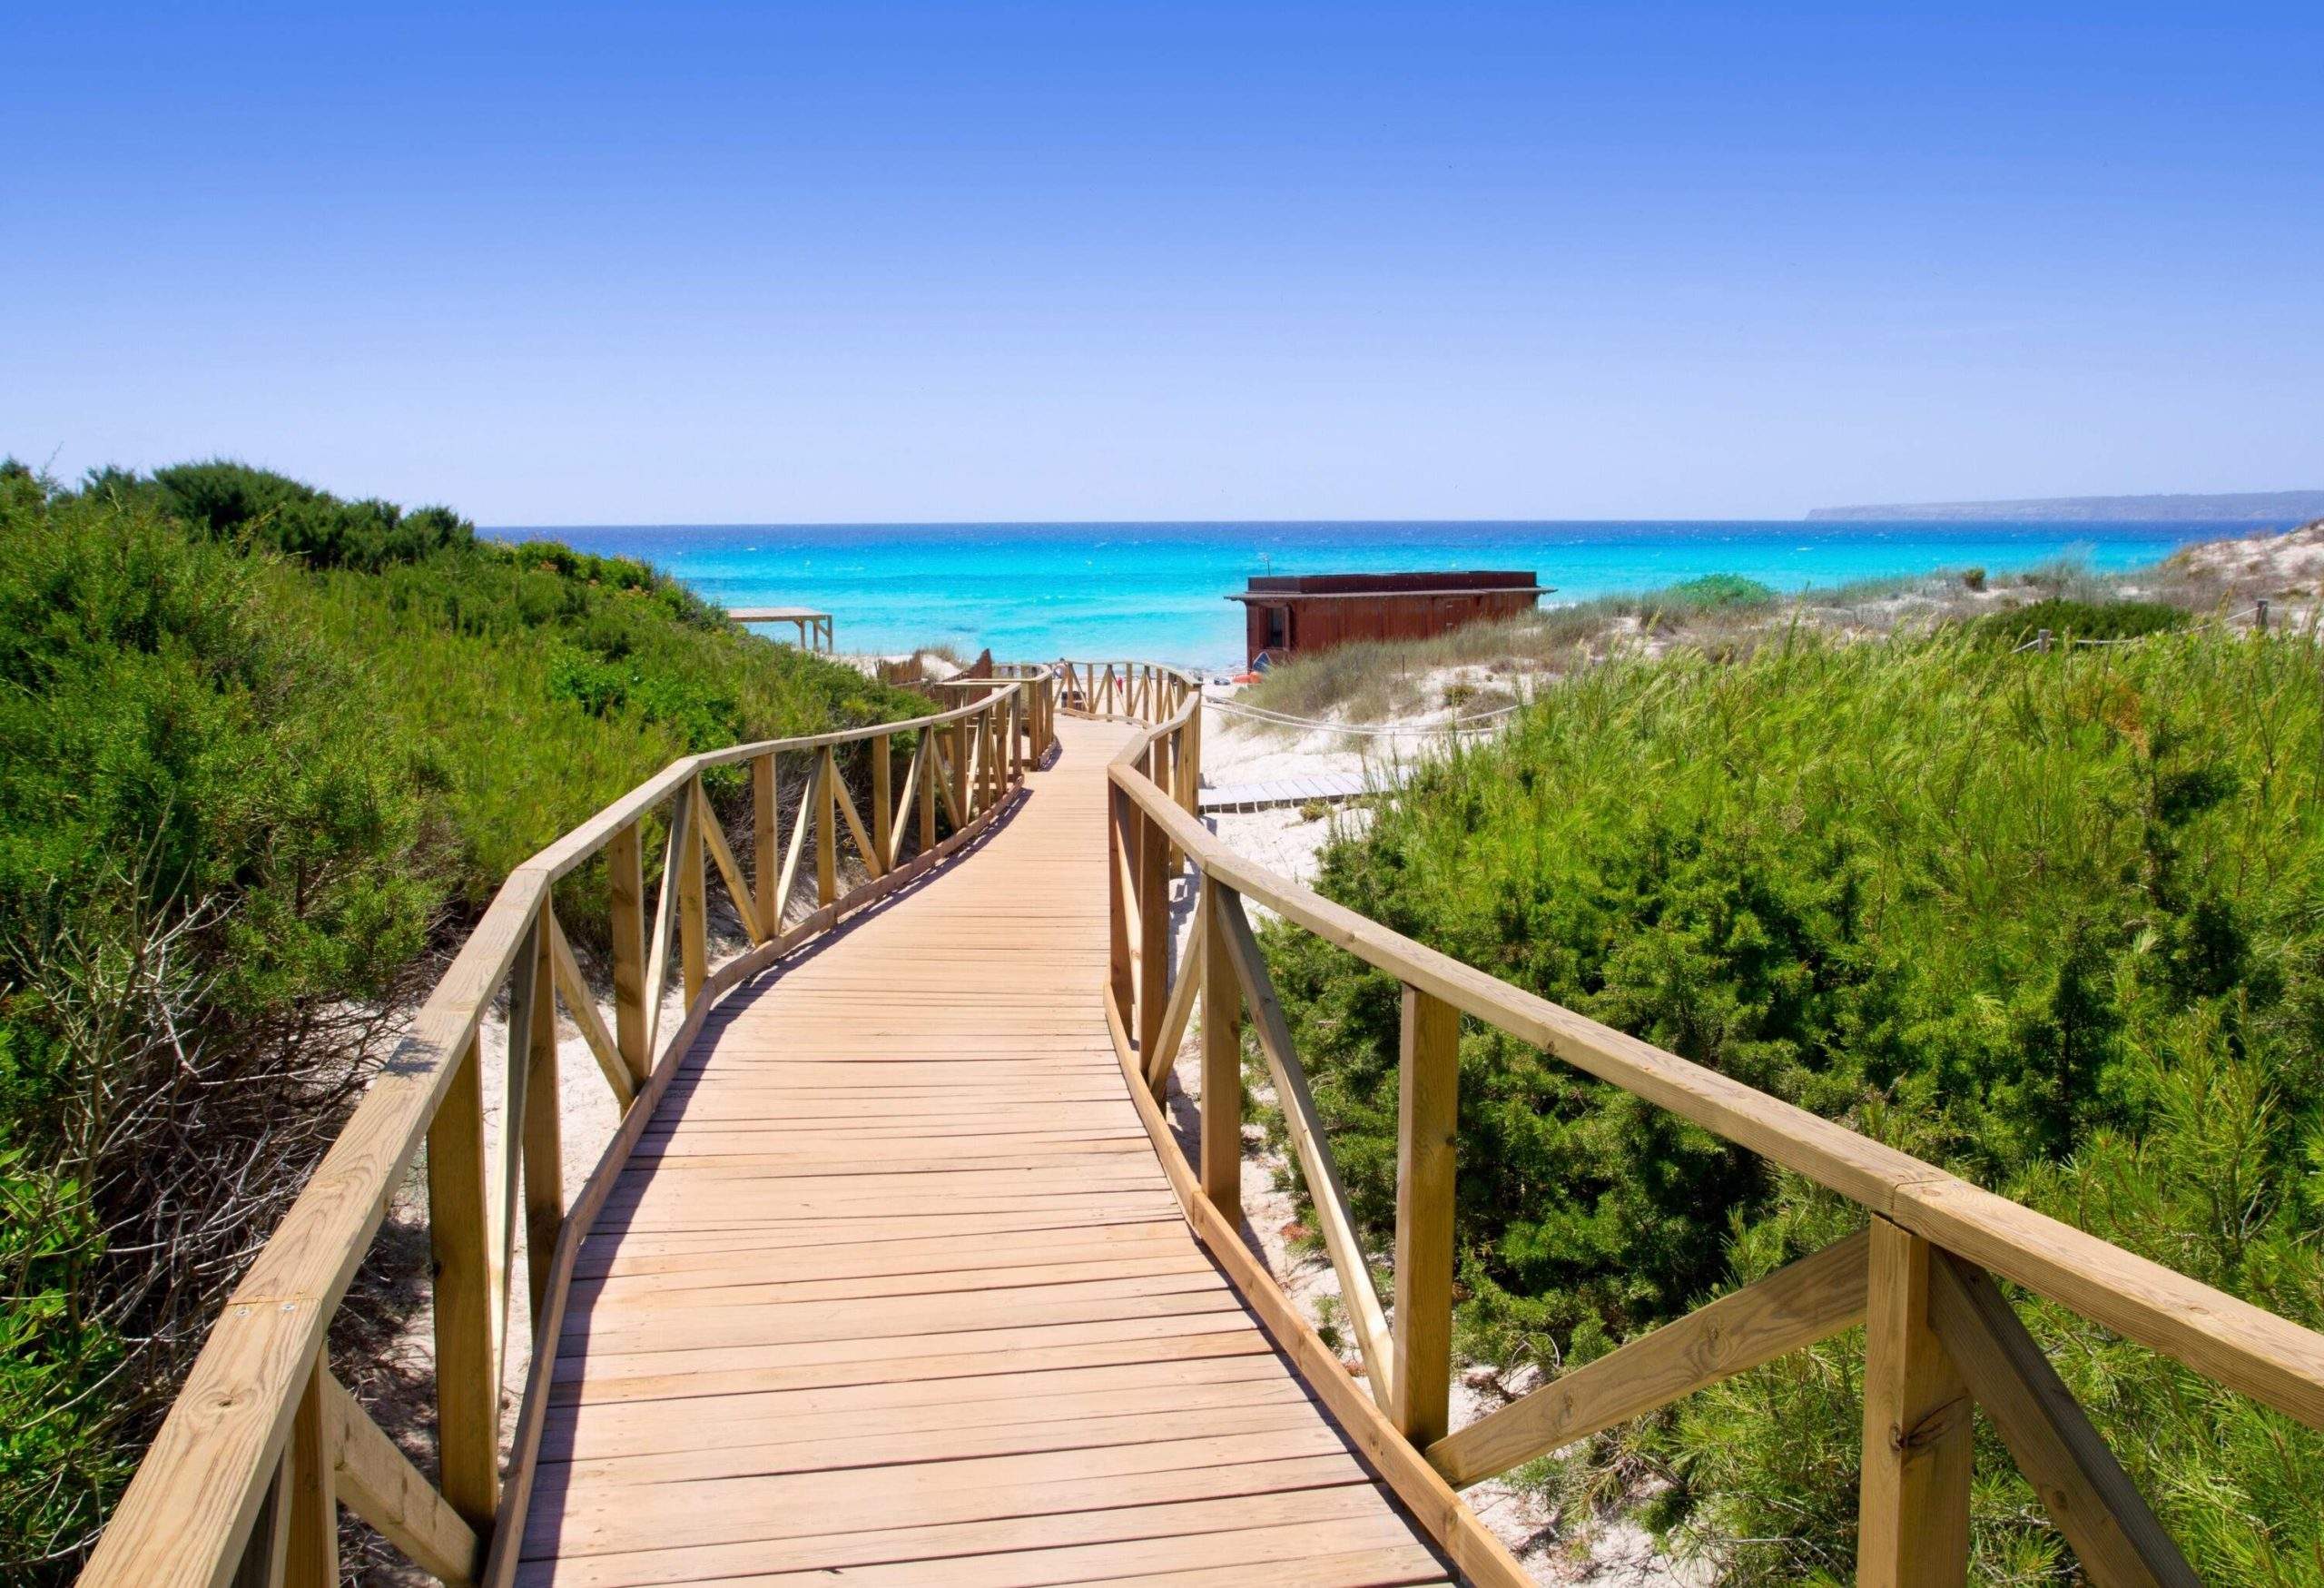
[1261,626,2324,1582]
[0,460,920,1579]
[1236,541,2284,728]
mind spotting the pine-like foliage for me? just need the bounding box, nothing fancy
[1265,629,2324,1583]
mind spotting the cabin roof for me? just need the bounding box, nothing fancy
[1227,570,1547,603]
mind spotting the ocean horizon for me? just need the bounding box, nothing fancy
[494,519,2240,670]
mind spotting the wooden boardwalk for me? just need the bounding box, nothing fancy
[81,662,2324,1588]
[1196,765,1413,814]
[521,715,1454,1587]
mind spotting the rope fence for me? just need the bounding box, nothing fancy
[2007,601,2276,654]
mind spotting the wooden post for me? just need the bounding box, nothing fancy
[2257,597,2269,633]
[642,793,692,1064]
[1108,786,1135,1021]
[951,721,970,824]
[427,1032,497,1529]
[1185,693,1203,816]
[871,734,893,872]
[283,1357,336,1587]
[606,820,650,1088]
[1137,794,1170,1058]
[1393,986,1461,1445]
[811,749,836,904]
[752,753,777,924]
[678,781,707,1004]
[918,732,939,853]
[1858,1218,1974,1588]
[2037,627,2053,653]
[230,1451,291,1588]
[1200,877,1243,1218]
[986,704,1003,805]
[522,914,562,1320]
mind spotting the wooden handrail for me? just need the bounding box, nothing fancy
[78,669,1061,1588]
[1081,657,2321,1584]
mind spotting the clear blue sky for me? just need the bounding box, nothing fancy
[7,3,2319,523]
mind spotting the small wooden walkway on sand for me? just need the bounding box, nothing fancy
[522,715,1455,1586]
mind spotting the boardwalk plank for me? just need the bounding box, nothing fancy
[530,716,1450,1583]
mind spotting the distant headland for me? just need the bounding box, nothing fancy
[1806,489,2324,523]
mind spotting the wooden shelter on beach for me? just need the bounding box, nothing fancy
[1226,570,1546,669]
[729,605,834,651]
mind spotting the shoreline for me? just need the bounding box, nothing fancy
[508,518,2221,670]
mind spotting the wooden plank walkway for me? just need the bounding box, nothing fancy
[520,715,1455,1587]
[1196,765,1413,814]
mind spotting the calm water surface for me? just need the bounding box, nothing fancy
[493,520,2224,669]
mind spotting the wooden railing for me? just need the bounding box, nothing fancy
[927,661,1058,756]
[77,670,1059,1588]
[1084,662,2324,1588]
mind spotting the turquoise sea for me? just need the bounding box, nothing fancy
[497,521,2229,670]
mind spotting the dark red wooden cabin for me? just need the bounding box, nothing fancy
[1226,570,1546,669]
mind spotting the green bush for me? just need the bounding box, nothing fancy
[1974,596,2188,648]
[1661,573,1777,610]
[0,467,436,1573]
[1265,630,2323,1581]
[272,533,922,931]
[0,460,925,1580]
[136,458,473,570]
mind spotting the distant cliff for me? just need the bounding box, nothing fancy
[1806,489,2324,523]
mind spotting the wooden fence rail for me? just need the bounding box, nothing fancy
[77,669,1060,1588]
[1078,659,2323,1588]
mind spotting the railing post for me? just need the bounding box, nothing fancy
[522,911,563,1319]
[1393,985,1460,1445]
[230,1448,291,1588]
[283,1356,336,1587]
[606,819,650,1088]
[752,751,777,924]
[871,734,892,871]
[679,779,707,1002]
[1108,784,1135,1021]
[1200,876,1242,1218]
[1858,1217,1974,1587]
[816,748,840,905]
[919,731,939,854]
[951,720,970,825]
[1184,696,1203,819]
[427,1031,497,1530]
[987,701,1003,805]
[1137,785,1170,1058]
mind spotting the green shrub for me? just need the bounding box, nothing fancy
[0,467,437,1574]
[0,459,926,1579]
[1660,573,1777,610]
[1266,629,2323,1581]
[1974,596,2188,648]
[138,459,474,570]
